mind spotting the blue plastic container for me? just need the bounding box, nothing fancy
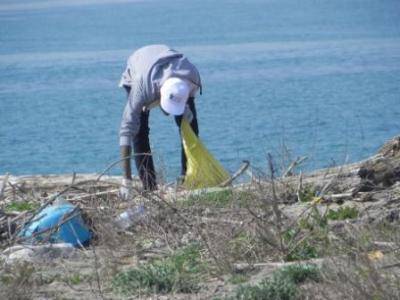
[19,202,91,247]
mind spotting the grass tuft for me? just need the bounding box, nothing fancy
[298,185,317,203]
[230,264,320,300]
[183,189,255,208]
[326,206,359,220]
[112,244,206,295]
[283,229,319,262]
[5,201,39,212]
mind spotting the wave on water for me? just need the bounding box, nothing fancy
[1,38,399,81]
[0,0,148,12]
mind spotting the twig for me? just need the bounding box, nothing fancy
[381,262,400,269]
[268,153,284,255]
[96,153,152,181]
[91,244,105,299]
[10,211,28,223]
[220,160,250,187]
[296,171,303,202]
[7,180,26,194]
[319,161,349,197]
[69,189,119,202]
[200,217,243,225]
[7,216,12,240]
[283,156,308,178]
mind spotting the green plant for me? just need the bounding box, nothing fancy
[184,189,255,208]
[298,185,317,203]
[112,244,206,295]
[285,241,319,262]
[298,205,358,230]
[228,274,250,285]
[282,229,319,262]
[234,281,292,300]
[68,274,82,285]
[5,201,39,212]
[326,206,359,220]
[276,264,320,284]
[184,190,233,208]
[230,264,320,300]
[228,233,258,261]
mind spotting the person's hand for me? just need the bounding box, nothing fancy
[119,178,133,200]
[183,106,193,123]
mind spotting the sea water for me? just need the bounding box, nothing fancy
[0,0,399,180]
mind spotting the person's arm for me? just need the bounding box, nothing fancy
[120,144,133,199]
[120,145,132,180]
[119,86,144,180]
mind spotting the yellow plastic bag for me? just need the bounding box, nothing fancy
[181,119,230,189]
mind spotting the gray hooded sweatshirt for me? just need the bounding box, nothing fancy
[119,44,202,146]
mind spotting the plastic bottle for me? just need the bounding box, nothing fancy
[115,204,146,230]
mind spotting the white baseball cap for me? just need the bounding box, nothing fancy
[160,77,190,116]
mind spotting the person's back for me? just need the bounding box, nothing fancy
[119,44,201,107]
[120,44,178,89]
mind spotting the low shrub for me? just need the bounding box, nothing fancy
[285,241,319,262]
[276,264,320,284]
[229,264,320,300]
[228,274,250,285]
[326,206,359,220]
[283,229,319,262]
[112,244,206,295]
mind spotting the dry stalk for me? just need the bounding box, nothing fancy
[90,244,104,300]
[268,153,285,256]
[296,171,303,202]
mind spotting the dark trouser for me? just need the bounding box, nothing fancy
[131,95,199,190]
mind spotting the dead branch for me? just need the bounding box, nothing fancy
[220,160,250,187]
[283,156,308,178]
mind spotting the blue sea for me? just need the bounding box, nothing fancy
[0,0,399,179]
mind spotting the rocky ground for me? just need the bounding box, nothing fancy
[0,136,399,300]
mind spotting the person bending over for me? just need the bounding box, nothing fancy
[118,44,202,198]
